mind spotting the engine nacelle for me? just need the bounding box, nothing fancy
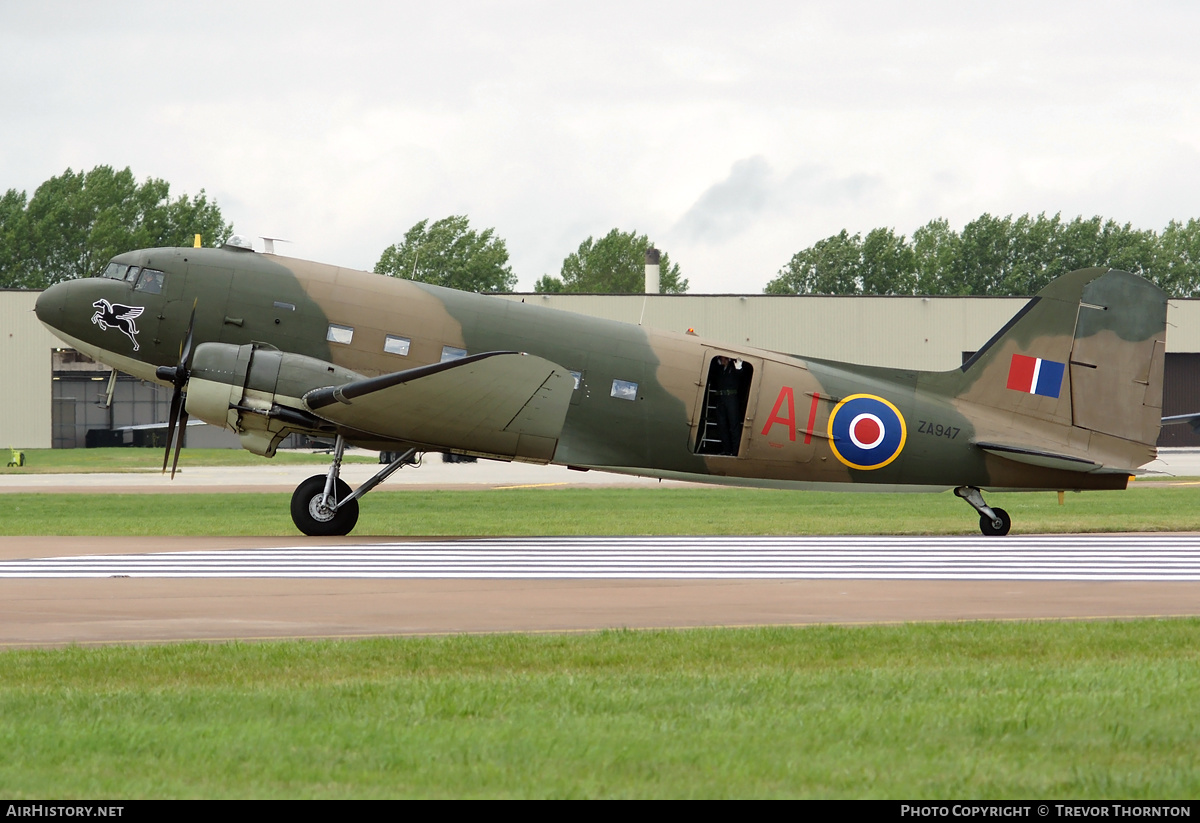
[184,342,361,456]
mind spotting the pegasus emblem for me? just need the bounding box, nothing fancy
[91,299,144,351]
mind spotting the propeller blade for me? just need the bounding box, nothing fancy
[161,302,198,477]
[179,302,197,371]
[162,387,183,474]
[169,408,188,479]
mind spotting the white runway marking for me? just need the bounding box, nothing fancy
[3,535,1200,580]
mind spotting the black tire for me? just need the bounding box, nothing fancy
[979,507,1011,537]
[290,474,359,537]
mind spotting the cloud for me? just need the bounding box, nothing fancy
[673,156,773,243]
[671,157,884,247]
[6,2,1200,294]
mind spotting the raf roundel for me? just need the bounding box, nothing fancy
[829,394,907,470]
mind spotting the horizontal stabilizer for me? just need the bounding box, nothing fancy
[304,351,576,462]
[1162,413,1200,433]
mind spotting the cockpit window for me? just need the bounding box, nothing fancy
[101,262,127,280]
[134,268,165,294]
[124,266,141,283]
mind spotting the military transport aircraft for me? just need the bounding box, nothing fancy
[34,238,1168,537]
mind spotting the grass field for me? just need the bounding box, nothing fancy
[3,483,1200,536]
[4,451,1198,798]
[3,447,1198,536]
[0,447,377,473]
[1,621,1197,798]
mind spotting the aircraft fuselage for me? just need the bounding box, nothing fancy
[36,246,1159,499]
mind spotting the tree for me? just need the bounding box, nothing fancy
[1097,219,1158,283]
[537,229,687,294]
[952,212,1047,296]
[532,273,564,293]
[765,230,864,295]
[0,166,231,289]
[374,215,516,293]
[0,188,28,288]
[860,227,917,295]
[912,217,961,295]
[1157,219,1200,297]
[767,212,1200,297]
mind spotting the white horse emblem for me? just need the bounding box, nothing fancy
[91,299,144,351]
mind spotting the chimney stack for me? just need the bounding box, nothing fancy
[644,247,661,294]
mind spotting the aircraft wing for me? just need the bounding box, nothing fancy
[303,351,575,462]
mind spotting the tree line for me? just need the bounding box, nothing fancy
[765,213,1200,297]
[8,166,1200,298]
[0,166,231,289]
[0,166,683,295]
[374,219,687,295]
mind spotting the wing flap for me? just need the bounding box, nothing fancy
[304,352,575,462]
[975,441,1102,473]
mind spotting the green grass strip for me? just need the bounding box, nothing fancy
[1,621,1197,798]
[3,485,1200,536]
[0,448,377,474]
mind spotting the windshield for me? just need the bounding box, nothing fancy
[98,260,166,293]
[100,262,127,280]
[134,268,165,294]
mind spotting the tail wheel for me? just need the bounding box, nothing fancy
[979,507,1011,537]
[291,474,359,537]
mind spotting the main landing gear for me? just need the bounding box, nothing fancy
[954,486,1011,537]
[290,436,417,536]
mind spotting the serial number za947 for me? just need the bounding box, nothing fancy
[917,420,960,439]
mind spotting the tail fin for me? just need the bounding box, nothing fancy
[947,267,1168,449]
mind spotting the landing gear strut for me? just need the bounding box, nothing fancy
[954,486,1011,537]
[290,436,418,536]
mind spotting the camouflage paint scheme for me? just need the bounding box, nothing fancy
[34,245,1168,530]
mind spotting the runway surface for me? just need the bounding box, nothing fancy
[4,535,1200,580]
[1,534,1198,647]
[4,448,1200,646]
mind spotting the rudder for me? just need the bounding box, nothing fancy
[1067,270,1167,446]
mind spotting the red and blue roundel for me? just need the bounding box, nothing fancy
[829,394,907,470]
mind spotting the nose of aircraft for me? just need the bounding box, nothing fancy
[34,280,71,330]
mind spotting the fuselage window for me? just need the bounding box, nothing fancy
[385,335,411,356]
[570,371,582,390]
[134,269,165,294]
[101,262,127,280]
[440,345,467,362]
[611,379,638,401]
[326,324,354,345]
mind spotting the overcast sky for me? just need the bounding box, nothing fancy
[3,1,1198,293]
